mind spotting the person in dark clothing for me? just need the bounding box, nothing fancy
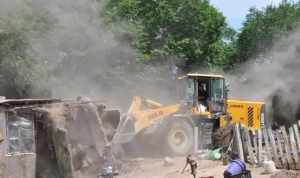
[197,84,209,112]
[182,154,198,178]
[198,84,208,101]
[224,152,247,178]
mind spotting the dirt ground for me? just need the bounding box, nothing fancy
[118,157,274,178]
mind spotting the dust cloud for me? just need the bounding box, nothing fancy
[227,29,300,126]
[1,0,182,110]
[0,0,24,16]
[3,0,300,126]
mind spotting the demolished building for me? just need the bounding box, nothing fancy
[0,97,120,178]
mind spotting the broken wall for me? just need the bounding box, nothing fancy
[41,100,115,178]
[0,98,117,178]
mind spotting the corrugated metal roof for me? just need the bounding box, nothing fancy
[0,98,62,107]
[187,73,224,79]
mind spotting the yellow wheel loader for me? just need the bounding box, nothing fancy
[113,73,266,156]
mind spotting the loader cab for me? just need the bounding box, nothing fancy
[185,74,227,115]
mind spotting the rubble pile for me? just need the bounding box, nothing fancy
[213,124,234,148]
[39,99,120,178]
[0,98,120,178]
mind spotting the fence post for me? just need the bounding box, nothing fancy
[275,130,286,168]
[257,129,263,165]
[234,124,244,162]
[263,128,272,160]
[281,126,293,169]
[267,128,280,166]
[252,130,258,159]
[293,124,300,150]
[289,127,299,163]
[244,128,255,165]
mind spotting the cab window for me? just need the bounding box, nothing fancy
[184,78,194,102]
[210,79,225,113]
[211,79,224,99]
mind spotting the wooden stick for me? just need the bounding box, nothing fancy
[289,127,299,162]
[267,128,280,165]
[258,129,263,165]
[234,124,244,161]
[281,126,293,168]
[263,128,272,160]
[275,130,285,168]
[252,130,258,159]
[293,124,300,150]
[245,128,256,165]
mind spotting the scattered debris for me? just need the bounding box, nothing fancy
[207,148,222,160]
[262,160,277,174]
[163,157,174,167]
[213,124,234,148]
[270,170,300,178]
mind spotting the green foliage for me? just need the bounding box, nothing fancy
[5,0,300,99]
[104,0,234,69]
[0,6,51,98]
[237,1,300,62]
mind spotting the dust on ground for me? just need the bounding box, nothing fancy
[118,157,274,178]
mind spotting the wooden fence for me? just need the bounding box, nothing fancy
[234,121,300,170]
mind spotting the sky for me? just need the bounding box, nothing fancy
[210,0,283,30]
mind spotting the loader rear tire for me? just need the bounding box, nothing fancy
[163,118,193,156]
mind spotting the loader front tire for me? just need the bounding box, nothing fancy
[163,118,194,156]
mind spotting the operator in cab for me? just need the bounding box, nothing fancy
[197,83,208,112]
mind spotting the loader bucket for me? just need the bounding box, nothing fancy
[101,110,120,130]
[101,109,121,141]
[112,114,136,144]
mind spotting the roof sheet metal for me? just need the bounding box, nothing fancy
[187,73,224,79]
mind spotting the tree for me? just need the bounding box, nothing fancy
[104,0,233,70]
[0,5,50,98]
[237,1,300,62]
